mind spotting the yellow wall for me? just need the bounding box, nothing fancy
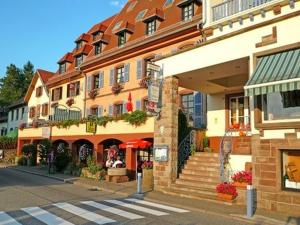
[27,77,50,123]
[49,77,85,116]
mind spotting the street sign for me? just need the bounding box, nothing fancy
[86,121,97,133]
[147,63,160,72]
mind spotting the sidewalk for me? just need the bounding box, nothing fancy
[11,165,298,225]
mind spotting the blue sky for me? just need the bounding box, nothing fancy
[0,0,127,76]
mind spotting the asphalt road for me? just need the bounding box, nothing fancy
[0,167,253,225]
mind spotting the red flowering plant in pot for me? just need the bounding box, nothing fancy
[111,83,123,95]
[141,161,153,170]
[88,89,98,99]
[66,98,74,107]
[216,183,238,202]
[231,171,252,189]
[139,76,151,89]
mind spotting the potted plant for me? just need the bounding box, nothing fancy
[88,89,98,99]
[142,161,153,190]
[19,123,26,130]
[216,183,238,202]
[111,83,123,95]
[66,98,74,107]
[138,76,151,88]
[231,170,252,189]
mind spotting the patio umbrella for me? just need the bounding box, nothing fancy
[119,139,152,149]
[126,92,133,112]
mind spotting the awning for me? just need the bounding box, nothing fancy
[119,140,152,149]
[245,48,300,96]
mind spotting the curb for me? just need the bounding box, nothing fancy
[10,167,77,183]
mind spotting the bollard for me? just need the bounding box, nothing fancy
[247,185,254,218]
[137,173,142,194]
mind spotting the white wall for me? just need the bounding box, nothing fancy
[7,106,28,131]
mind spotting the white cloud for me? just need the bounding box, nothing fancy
[110,0,125,8]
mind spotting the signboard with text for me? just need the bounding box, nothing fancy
[154,145,169,162]
[86,121,97,133]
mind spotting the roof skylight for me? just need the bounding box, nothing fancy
[135,9,148,22]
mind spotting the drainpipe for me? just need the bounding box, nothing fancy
[83,73,87,118]
[198,0,207,30]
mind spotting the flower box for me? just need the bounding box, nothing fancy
[216,183,238,202]
[217,193,235,202]
[233,181,248,189]
[231,171,252,187]
[66,98,74,107]
[88,89,98,99]
[107,168,127,176]
[111,84,123,95]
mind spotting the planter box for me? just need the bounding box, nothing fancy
[233,181,248,189]
[217,193,236,202]
[107,168,127,176]
[81,168,104,180]
[142,169,153,190]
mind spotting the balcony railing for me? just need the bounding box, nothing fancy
[212,0,274,21]
[50,108,81,121]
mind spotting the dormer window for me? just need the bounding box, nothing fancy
[94,43,102,55]
[59,63,66,74]
[93,32,101,41]
[118,32,126,47]
[75,55,83,67]
[182,3,194,21]
[76,41,83,50]
[146,20,156,35]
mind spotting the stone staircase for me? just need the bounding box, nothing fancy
[162,152,223,203]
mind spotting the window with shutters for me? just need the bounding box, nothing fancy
[42,104,48,116]
[93,74,100,89]
[36,105,41,118]
[116,66,125,84]
[29,107,36,119]
[36,86,43,97]
[91,107,98,116]
[75,55,83,67]
[114,104,123,117]
[67,81,80,97]
[52,87,63,101]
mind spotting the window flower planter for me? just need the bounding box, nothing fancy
[32,121,39,128]
[19,123,26,130]
[66,98,74,107]
[88,89,98,99]
[216,183,238,202]
[217,193,236,202]
[111,84,123,95]
[231,171,252,189]
[139,76,151,88]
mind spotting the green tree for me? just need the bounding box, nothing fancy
[0,61,35,106]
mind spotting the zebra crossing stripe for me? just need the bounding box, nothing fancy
[81,201,144,220]
[125,199,190,213]
[53,203,115,225]
[104,200,169,216]
[0,212,21,225]
[21,207,74,225]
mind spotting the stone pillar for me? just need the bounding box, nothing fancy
[153,76,179,191]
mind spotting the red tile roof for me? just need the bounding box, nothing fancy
[58,52,74,64]
[73,44,93,56]
[143,8,165,22]
[75,33,91,43]
[37,69,54,83]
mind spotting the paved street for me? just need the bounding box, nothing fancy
[0,167,252,225]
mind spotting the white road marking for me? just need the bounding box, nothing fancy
[104,200,169,216]
[53,202,115,224]
[125,199,190,213]
[0,212,21,225]
[81,201,144,220]
[21,207,73,225]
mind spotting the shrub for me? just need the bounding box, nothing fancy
[38,139,51,165]
[231,171,252,184]
[22,144,37,166]
[123,110,148,126]
[54,146,71,172]
[216,183,238,198]
[17,155,27,166]
[87,155,101,175]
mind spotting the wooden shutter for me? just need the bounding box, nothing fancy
[108,104,113,116]
[109,68,115,86]
[86,108,91,117]
[124,63,130,82]
[51,89,54,101]
[136,100,141,110]
[122,101,127,114]
[59,87,63,100]
[98,106,103,117]
[99,72,104,88]
[136,59,143,79]
[76,81,80,95]
[39,87,43,96]
[67,84,70,98]
[87,76,92,91]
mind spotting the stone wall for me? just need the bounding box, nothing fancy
[153,76,179,191]
[0,149,16,164]
[252,133,300,215]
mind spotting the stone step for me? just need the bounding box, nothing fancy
[186,160,220,167]
[179,173,220,183]
[175,179,217,189]
[188,156,220,163]
[170,183,216,196]
[184,164,220,171]
[182,169,220,177]
[194,152,219,157]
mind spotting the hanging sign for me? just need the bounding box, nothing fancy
[86,121,97,133]
[148,85,160,103]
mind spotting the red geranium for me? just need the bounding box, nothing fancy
[216,183,238,198]
[231,171,252,184]
[141,161,153,170]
